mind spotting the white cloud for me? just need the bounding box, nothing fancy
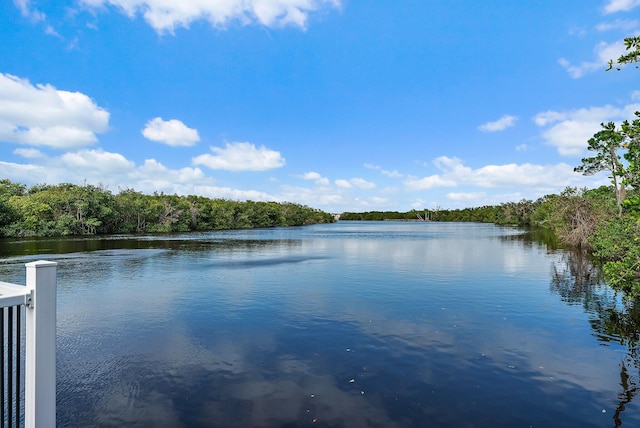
[13,148,44,159]
[192,141,285,171]
[533,101,640,155]
[301,171,330,185]
[128,159,208,193]
[559,40,625,78]
[0,73,110,148]
[303,171,323,180]
[142,117,200,147]
[1,151,216,197]
[79,0,341,33]
[595,18,639,31]
[364,163,403,178]
[193,185,274,201]
[61,149,135,173]
[279,184,346,207]
[405,175,456,190]
[0,161,47,184]
[405,156,597,193]
[447,192,487,202]
[604,0,640,14]
[355,196,390,207]
[14,0,45,22]
[350,178,375,189]
[478,115,518,132]
[335,179,352,188]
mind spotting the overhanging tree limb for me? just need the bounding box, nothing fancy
[607,36,640,71]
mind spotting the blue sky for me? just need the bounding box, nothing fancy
[1,0,639,212]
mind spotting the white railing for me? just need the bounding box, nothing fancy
[0,261,57,428]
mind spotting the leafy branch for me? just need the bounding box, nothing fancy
[607,36,640,71]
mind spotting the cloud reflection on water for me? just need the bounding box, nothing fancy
[6,223,633,426]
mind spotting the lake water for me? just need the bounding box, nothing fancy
[0,221,638,427]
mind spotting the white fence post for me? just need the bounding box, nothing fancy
[25,260,57,428]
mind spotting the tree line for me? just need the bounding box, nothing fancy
[0,180,334,237]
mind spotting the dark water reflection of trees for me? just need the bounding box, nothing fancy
[505,227,640,426]
[544,236,640,428]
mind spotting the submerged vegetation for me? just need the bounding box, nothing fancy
[0,179,334,237]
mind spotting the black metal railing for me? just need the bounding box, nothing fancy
[1,305,23,428]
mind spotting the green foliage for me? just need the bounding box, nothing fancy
[574,122,627,213]
[531,187,618,247]
[607,36,640,71]
[0,179,334,237]
[342,203,528,225]
[591,216,639,261]
[590,216,640,296]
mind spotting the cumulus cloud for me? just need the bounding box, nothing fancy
[142,117,200,147]
[405,156,596,193]
[478,115,518,132]
[192,141,285,171]
[1,150,218,196]
[79,0,341,33]
[61,149,135,173]
[126,159,209,194]
[533,101,640,155]
[559,40,625,78]
[0,73,110,148]
[301,171,330,185]
[604,0,640,14]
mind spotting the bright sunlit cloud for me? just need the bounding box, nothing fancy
[302,171,330,185]
[405,156,594,193]
[0,73,110,148]
[192,141,286,171]
[142,117,200,147]
[533,101,640,155]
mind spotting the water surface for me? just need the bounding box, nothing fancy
[0,222,637,427]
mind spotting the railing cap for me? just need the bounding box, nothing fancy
[25,260,58,268]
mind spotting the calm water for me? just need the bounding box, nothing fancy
[0,221,638,427]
